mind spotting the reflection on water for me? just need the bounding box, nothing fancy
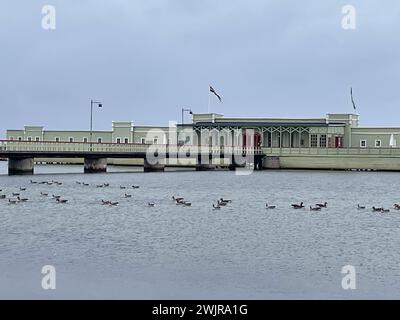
[0,161,400,299]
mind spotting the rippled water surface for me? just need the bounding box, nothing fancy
[1,161,400,299]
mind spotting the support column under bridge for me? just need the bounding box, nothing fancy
[8,157,34,175]
[84,157,107,173]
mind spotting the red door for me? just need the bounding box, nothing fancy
[335,136,343,148]
[242,130,261,147]
[254,132,261,147]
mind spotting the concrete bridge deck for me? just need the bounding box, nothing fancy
[0,140,265,174]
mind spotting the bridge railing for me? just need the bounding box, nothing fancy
[262,147,400,156]
[0,140,264,155]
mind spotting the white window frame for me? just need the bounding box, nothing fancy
[141,138,146,144]
[18,137,22,141]
[153,138,158,144]
[83,137,88,143]
[124,137,129,144]
[116,137,121,144]
[27,136,32,141]
[68,137,74,143]
[35,137,40,142]
[375,139,381,148]
[55,137,60,142]
[97,138,102,143]
[360,140,367,148]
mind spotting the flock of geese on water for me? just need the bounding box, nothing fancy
[263,201,398,213]
[1,179,399,212]
[0,179,148,207]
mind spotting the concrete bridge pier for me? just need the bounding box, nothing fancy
[144,158,165,172]
[84,157,107,173]
[8,157,34,175]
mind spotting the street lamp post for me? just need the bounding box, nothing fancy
[90,99,103,151]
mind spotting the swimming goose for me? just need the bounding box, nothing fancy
[213,204,221,210]
[124,194,132,198]
[182,202,192,207]
[219,198,232,203]
[83,183,89,186]
[17,196,28,202]
[76,181,82,185]
[172,196,185,204]
[56,198,68,204]
[19,187,26,191]
[217,200,228,206]
[372,206,384,212]
[103,183,110,187]
[382,208,390,213]
[291,202,304,209]
[148,202,155,207]
[132,185,139,189]
[101,200,111,205]
[316,202,327,208]
[12,192,20,197]
[52,195,61,199]
[96,184,104,188]
[266,203,276,209]
[40,192,49,197]
[109,202,119,206]
[8,199,18,204]
[30,180,37,184]
[310,206,321,211]
[394,204,400,210]
[120,186,127,189]
[357,204,366,209]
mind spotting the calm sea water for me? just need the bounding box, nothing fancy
[1,161,400,299]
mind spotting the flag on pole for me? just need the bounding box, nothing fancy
[350,87,356,110]
[210,86,222,102]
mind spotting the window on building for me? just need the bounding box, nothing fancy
[141,138,145,144]
[18,137,22,141]
[69,137,74,143]
[310,134,318,148]
[35,137,40,142]
[375,139,381,148]
[153,137,158,144]
[124,138,129,144]
[319,134,327,148]
[97,138,102,143]
[55,137,60,142]
[267,132,272,147]
[116,138,121,144]
[27,137,32,142]
[83,137,88,143]
[9,137,14,140]
[360,140,367,148]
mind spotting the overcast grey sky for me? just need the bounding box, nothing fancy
[1,0,400,136]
